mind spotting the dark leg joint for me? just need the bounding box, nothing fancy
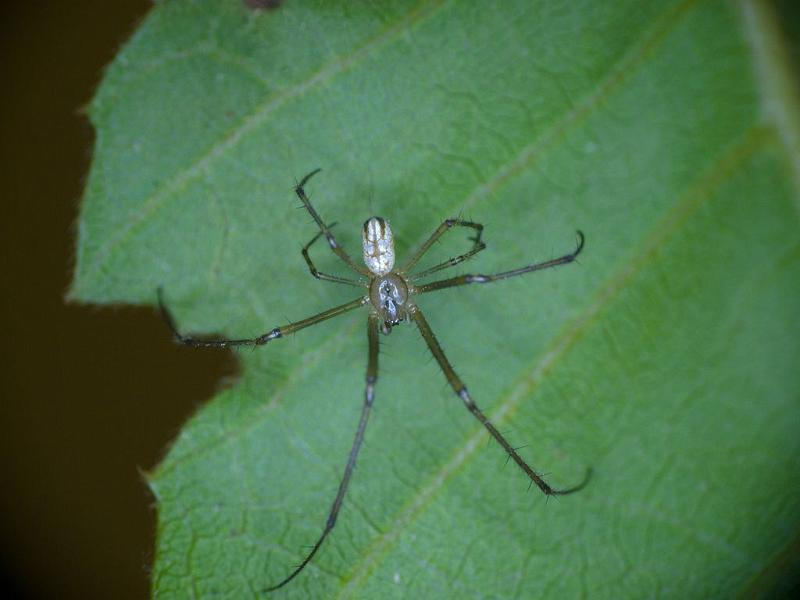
[257,328,282,344]
[175,334,195,345]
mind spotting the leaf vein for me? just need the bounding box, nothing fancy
[81,0,450,289]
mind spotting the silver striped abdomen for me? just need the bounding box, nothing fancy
[362,217,395,275]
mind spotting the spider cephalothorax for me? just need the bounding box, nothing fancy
[369,272,409,333]
[158,168,589,591]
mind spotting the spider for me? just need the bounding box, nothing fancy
[158,168,590,591]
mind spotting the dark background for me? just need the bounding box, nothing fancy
[0,2,233,599]
[1,2,798,599]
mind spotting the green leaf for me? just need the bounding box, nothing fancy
[72,0,800,597]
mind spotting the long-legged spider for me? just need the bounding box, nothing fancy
[158,169,590,591]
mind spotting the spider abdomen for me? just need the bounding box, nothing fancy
[362,217,395,275]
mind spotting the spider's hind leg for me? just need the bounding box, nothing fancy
[157,287,366,349]
[411,306,590,496]
[264,314,381,591]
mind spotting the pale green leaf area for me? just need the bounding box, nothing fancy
[71,0,800,598]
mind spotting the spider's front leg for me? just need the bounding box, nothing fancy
[417,231,585,294]
[301,226,368,288]
[295,169,369,276]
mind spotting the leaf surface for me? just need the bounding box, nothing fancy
[72,1,800,598]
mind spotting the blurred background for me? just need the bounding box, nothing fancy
[0,2,798,599]
[0,2,235,598]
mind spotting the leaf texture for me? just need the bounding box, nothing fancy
[71,1,800,598]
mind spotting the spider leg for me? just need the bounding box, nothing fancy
[409,242,487,281]
[302,225,368,287]
[265,314,380,592]
[417,231,584,294]
[158,287,366,348]
[295,169,370,276]
[411,306,590,495]
[402,218,486,275]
